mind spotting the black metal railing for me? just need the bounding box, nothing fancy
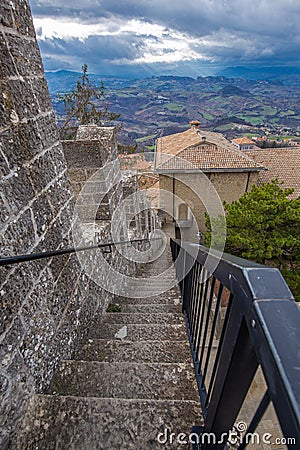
[0,237,160,266]
[171,238,300,450]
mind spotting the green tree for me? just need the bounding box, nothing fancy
[58,64,120,139]
[205,180,300,300]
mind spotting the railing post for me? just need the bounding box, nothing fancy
[182,250,194,314]
[200,311,259,450]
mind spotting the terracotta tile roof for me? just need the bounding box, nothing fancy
[118,153,153,172]
[232,137,254,145]
[155,128,263,171]
[245,147,300,198]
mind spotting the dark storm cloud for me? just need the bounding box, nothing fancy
[28,0,300,74]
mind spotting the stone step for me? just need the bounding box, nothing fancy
[102,312,182,325]
[113,292,182,306]
[48,361,199,401]
[14,395,203,450]
[88,323,188,341]
[118,303,182,313]
[75,339,192,364]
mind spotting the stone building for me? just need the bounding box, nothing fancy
[155,121,264,233]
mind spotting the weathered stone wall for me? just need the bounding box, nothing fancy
[62,127,155,243]
[0,3,144,447]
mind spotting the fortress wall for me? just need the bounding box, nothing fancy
[0,1,119,445]
[0,3,157,445]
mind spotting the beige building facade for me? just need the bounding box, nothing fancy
[155,121,264,235]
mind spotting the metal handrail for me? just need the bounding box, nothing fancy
[170,238,300,450]
[0,237,161,267]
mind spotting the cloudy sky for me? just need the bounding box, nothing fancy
[29,0,300,77]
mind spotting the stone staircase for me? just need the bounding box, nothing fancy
[11,238,203,449]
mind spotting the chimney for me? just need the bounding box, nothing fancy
[190,120,200,130]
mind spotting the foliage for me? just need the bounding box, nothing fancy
[205,181,300,300]
[107,303,122,313]
[58,64,120,139]
[117,143,138,154]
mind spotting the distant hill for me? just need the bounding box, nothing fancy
[218,66,300,85]
[219,85,252,97]
[45,70,134,95]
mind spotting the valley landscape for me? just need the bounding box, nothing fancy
[46,68,300,150]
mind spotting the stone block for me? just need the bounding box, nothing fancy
[0,350,33,446]
[0,200,11,231]
[4,78,40,122]
[0,264,33,335]
[28,151,59,193]
[0,146,10,178]
[0,208,35,256]
[0,3,14,28]
[31,194,54,237]
[34,222,63,255]
[0,316,25,367]
[47,175,73,217]
[1,168,35,213]
[0,32,17,79]
[6,33,43,77]
[0,81,12,128]
[37,113,60,150]
[12,0,36,37]
[68,168,86,183]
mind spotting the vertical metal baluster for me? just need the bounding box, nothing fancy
[195,275,210,360]
[190,263,201,340]
[187,263,197,328]
[192,267,206,352]
[197,275,215,374]
[182,252,193,315]
[201,278,221,389]
[205,290,234,408]
[178,247,186,296]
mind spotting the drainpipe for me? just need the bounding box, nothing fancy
[173,175,175,222]
[245,172,251,192]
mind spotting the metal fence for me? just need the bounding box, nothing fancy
[170,238,300,450]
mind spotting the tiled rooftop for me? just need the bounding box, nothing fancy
[245,147,300,198]
[118,153,153,172]
[155,128,263,171]
[232,137,254,145]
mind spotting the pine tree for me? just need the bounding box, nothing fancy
[58,64,120,139]
[205,180,300,300]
